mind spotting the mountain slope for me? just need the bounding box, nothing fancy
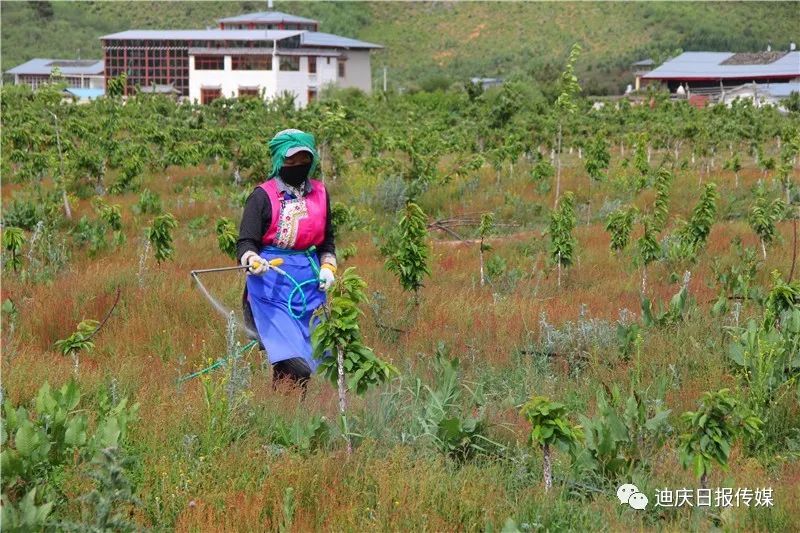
[2,1,798,94]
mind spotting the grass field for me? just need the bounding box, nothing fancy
[3,125,799,530]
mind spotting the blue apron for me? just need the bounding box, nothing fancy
[245,246,325,371]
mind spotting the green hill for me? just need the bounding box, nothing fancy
[2,1,798,94]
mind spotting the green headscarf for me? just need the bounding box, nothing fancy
[268,129,319,178]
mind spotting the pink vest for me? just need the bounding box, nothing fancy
[260,178,327,250]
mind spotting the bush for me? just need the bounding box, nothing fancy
[1,380,139,510]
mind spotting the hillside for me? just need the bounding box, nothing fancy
[2,1,799,93]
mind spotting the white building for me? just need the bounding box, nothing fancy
[6,58,105,90]
[100,11,382,107]
[721,81,800,107]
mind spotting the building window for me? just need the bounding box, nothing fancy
[201,87,222,104]
[18,74,49,89]
[326,57,331,65]
[239,87,261,98]
[279,56,300,71]
[194,56,224,70]
[232,55,271,71]
[308,56,316,74]
[338,61,346,78]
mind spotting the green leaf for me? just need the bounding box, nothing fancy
[64,415,87,447]
[14,421,38,457]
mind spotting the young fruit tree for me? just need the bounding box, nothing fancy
[549,191,577,288]
[2,227,26,273]
[215,217,238,260]
[146,213,178,264]
[679,388,762,489]
[584,134,611,185]
[724,153,742,189]
[520,396,582,492]
[553,43,582,207]
[605,205,638,255]
[679,182,719,254]
[478,212,495,287]
[54,318,100,375]
[312,267,397,454]
[748,183,786,260]
[383,201,431,303]
[652,167,674,232]
[636,216,661,295]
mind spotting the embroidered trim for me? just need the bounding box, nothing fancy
[273,196,309,248]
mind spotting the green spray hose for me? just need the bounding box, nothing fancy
[176,339,259,384]
[261,246,321,320]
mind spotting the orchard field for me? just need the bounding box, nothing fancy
[2,66,800,531]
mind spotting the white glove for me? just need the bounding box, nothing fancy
[319,264,336,291]
[241,251,268,275]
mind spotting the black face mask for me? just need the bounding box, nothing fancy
[279,163,312,187]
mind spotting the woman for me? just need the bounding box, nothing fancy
[237,128,336,390]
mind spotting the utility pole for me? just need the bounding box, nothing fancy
[383,66,387,92]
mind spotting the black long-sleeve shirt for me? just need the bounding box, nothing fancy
[236,178,336,265]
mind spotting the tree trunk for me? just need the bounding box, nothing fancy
[735,172,739,189]
[761,239,767,260]
[50,112,72,220]
[62,189,72,221]
[641,264,648,296]
[700,472,708,490]
[554,123,562,209]
[479,244,485,287]
[557,252,562,289]
[542,443,552,492]
[336,345,352,456]
[96,160,107,196]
